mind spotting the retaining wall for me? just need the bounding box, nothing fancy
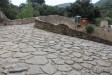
[35,18,112,46]
[2,18,35,25]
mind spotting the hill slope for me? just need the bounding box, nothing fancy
[95,0,112,7]
[56,3,72,8]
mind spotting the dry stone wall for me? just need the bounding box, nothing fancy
[35,15,112,46]
[5,18,35,25]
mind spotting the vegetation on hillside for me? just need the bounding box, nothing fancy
[0,0,104,22]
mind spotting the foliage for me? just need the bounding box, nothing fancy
[16,0,33,19]
[104,17,112,25]
[86,25,95,34]
[30,0,45,5]
[67,0,101,21]
[95,0,112,18]
[95,18,102,26]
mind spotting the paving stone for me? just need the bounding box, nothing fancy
[92,66,110,74]
[8,72,25,75]
[52,58,64,65]
[21,46,36,53]
[53,71,62,75]
[26,65,44,75]
[19,43,28,49]
[99,73,111,75]
[73,63,83,70]
[41,63,57,74]
[56,65,72,72]
[32,51,47,55]
[25,56,48,65]
[9,63,28,73]
[3,42,14,46]
[65,60,74,65]
[83,55,93,61]
[13,52,30,58]
[68,70,81,75]
[47,53,58,59]
[73,52,82,58]
[1,52,14,58]
[96,60,111,67]
[81,63,93,69]
[0,50,7,55]
[72,57,83,63]
[43,48,57,53]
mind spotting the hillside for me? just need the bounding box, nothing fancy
[56,3,72,8]
[95,0,112,7]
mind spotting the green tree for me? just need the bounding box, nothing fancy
[16,0,33,19]
[30,0,45,5]
[67,0,101,21]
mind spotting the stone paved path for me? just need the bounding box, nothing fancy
[0,23,112,75]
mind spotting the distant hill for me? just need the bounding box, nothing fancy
[95,0,112,18]
[95,0,112,7]
[56,3,72,8]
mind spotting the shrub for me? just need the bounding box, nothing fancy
[95,18,102,26]
[86,25,95,34]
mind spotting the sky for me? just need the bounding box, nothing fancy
[11,0,99,6]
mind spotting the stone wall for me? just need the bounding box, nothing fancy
[38,15,76,30]
[4,18,35,25]
[0,10,8,23]
[35,17,112,46]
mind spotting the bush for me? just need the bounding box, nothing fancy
[95,18,102,26]
[86,25,95,34]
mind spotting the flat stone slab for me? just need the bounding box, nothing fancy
[0,24,112,75]
[25,56,48,65]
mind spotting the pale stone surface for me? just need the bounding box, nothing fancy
[68,70,81,75]
[73,63,82,70]
[52,58,64,65]
[41,63,57,74]
[13,52,30,58]
[26,65,44,75]
[9,63,28,73]
[56,65,72,72]
[0,24,112,75]
[25,56,48,65]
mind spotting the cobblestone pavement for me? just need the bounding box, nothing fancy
[0,24,112,75]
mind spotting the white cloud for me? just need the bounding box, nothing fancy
[11,0,99,6]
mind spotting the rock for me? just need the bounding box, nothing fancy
[81,63,92,69]
[65,60,74,65]
[56,65,72,72]
[68,70,81,75]
[73,63,82,70]
[47,53,58,59]
[52,58,64,65]
[99,73,110,75]
[92,66,109,74]
[13,52,30,58]
[19,43,27,49]
[25,56,48,65]
[83,55,93,61]
[41,63,56,74]
[8,72,25,75]
[32,51,47,55]
[21,46,36,53]
[53,71,62,75]
[1,52,14,58]
[72,58,83,63]
[9,63,28,73]
[0,50,7,55]
[73,52,82,58]
[96,60,111,67]
[26,65,44,75]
